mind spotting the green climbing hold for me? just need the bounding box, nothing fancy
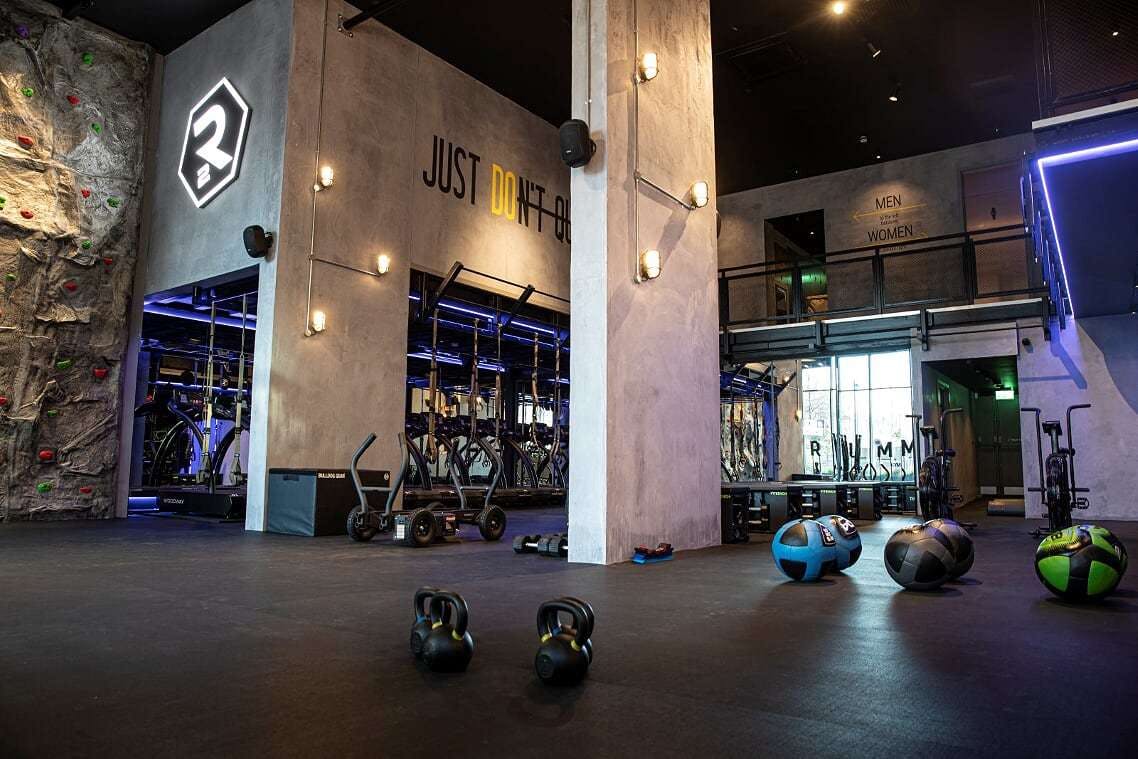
[37,482,54,494]
[46,409,59,418]
[4,273,15,282]
[81,239,92,250]
[81,52,94,66]
[55,358,74,371]
[21,87,34,97]
[106,197,121,208]
[0,196,6,208]
[90,122,102,134]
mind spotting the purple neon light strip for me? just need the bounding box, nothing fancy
[1036,137,1138,318]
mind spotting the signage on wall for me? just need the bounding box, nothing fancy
[852,192,928,245]
[178,78,251,208]
[421,134,570,245]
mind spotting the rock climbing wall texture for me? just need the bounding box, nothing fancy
[0,1,151,520]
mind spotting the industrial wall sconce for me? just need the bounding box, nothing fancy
[308,310,327,336]
[690,181,710,209]
[377,253,391,275]
[637,51,659,83]
[314,165,334,192]
[638,249,662,281]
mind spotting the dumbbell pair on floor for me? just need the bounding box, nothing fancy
[410,587,595,685]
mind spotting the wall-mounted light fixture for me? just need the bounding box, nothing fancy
[314,165,334,192]
[690,180,710,209]
[638,249,662,281]
[637,51,659,83]
[377,253,391,275]
[308,310,327,336]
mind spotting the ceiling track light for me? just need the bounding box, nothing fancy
[888,83,901,103]
[831,1,848,16]
[866,41,882,58]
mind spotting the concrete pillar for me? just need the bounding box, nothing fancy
[568,0,721,563]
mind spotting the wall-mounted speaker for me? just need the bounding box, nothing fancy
[559,119,596,168]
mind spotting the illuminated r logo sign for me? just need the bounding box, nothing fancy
[178,78,250,207]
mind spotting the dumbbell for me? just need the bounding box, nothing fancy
[538,533,568,557]
[512,534,543,554]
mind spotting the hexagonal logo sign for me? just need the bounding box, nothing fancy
[178,77,251,208]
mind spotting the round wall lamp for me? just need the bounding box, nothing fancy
[308,310,327,335]
[690,181,710,208]
[377,254,391,275]
[637,51,659,83]
[314,165,334,192]
[638,249,662,281]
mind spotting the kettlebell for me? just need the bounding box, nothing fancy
[535,598,593,685]
[421,591,473,673]
[410,587,449,659]
[560,596,596,663]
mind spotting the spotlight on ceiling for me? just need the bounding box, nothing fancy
[888,83,901,103]
[866,41,882,58]
[831,1,848,15]
[1112,30,1120,37]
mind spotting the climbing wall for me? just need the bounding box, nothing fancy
[0,1,151,520]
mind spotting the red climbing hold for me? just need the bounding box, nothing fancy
[102,257,115,266]
[38,450,55,463]
[20,209,34,219]
[79,486,94,495]
[0,396,8,407]
[17,135,34,148]
[67,94,81,106]
[93,367,109,380]
[63,281,78,292]
[81,188,92,198]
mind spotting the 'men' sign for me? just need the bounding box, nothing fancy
[420,134,570,245]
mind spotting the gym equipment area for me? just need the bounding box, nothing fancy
[3,1,1137,757]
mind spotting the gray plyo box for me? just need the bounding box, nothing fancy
[267,468,390,537]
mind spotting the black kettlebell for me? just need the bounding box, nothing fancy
[410,587,450,659]
[535,598,593,685]
[421,591,473,673]
[560,596,596,663]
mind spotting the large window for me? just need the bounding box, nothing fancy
[800,350,913,479]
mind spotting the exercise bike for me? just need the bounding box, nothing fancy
[1021,404,1091,538]
[918,408,964,521]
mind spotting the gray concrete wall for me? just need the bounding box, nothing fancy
[569,0,721,562]
[247,0,570,528]
[911,313,1138,521]
[141,0,292,296]
[718,135,1035,324]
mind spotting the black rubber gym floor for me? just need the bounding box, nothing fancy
[2,508,1137,758]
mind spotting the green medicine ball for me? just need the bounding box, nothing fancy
[1034,524,1128,602]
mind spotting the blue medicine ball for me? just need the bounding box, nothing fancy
[771,518,838,581]
[816,513,862,571]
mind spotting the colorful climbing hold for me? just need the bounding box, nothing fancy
[4,273,15,282]
[16,24,30,39]
[106,197,121,208]
[79,486,93,495]
[0,196,6,208]
[63,280,78,293]
[21,87,34,98]
[67,94,81,106]
[55,358,74,371]
[17,135,34,148]
[46,409,59,418]
[0,396,8,407]
[81,52,94,66]
[38,449,55,463]
[92,367,108,380]
[36,482,54,494]
[20,209,34,219]
[102,256,115,267]
[90,122,102,134]
[81,239,93,249]
[80,188,92,199]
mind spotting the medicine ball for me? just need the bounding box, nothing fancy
[924,518,975,578]
[771,518,837,582]
[1034,524,1128,602]
[816,514,862,571]
[884,524,956,591]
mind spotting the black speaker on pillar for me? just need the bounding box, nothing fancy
[559,119,596,168]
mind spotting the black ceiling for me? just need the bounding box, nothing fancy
[56,0,1060,193]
